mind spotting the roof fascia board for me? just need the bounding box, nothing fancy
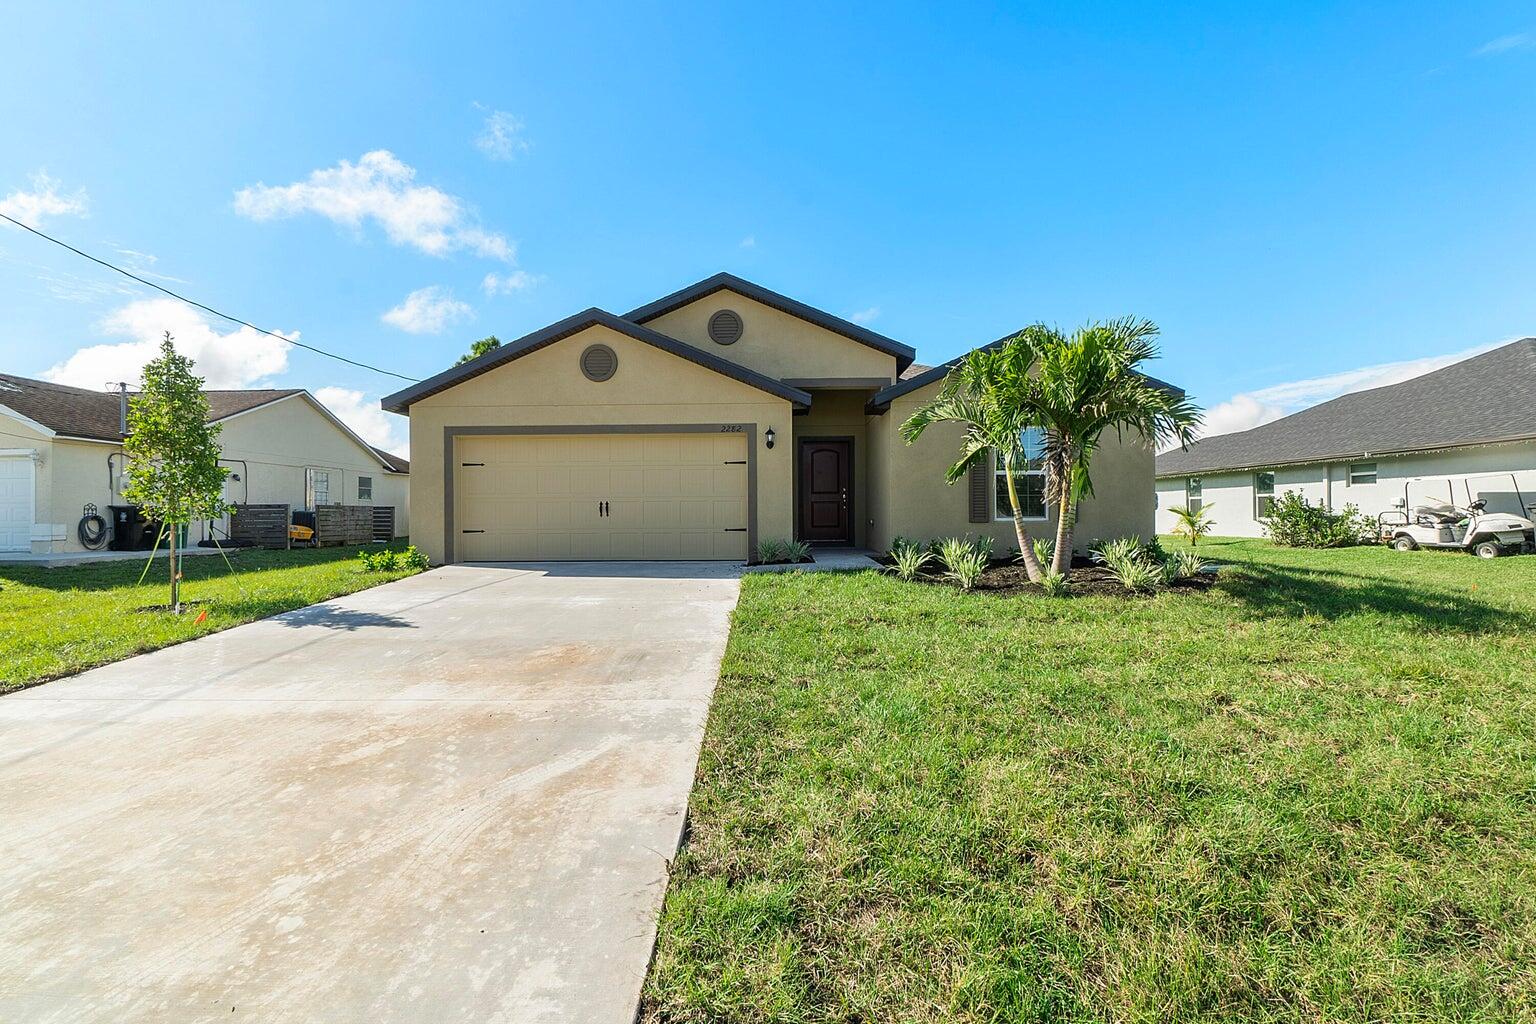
[381,308,812,413]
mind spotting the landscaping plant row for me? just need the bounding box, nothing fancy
[885,534,1214,596]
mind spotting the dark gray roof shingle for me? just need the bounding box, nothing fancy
[1156,338,1536,477]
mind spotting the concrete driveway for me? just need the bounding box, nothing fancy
[0,562,741,1023]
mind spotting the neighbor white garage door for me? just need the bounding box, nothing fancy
[453,433,749,561]
[0,456,35,552]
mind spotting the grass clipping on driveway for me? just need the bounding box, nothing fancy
[643,540,1536,1022]
[0,545,422,693]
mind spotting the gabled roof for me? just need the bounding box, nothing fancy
[0,373,407,472]
[1156,338,1536,477]
[0,373,300,442]
[623,272,917,372]
[865,331,1184,412]
[380,307,813,413]
[371,447,410,473]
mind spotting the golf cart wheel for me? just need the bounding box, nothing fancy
[1474,540,1502,559]
[1392,535,1417,552]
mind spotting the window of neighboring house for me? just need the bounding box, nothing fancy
[1254,471,1276,518]
[1186,476,1203,513]
[304,468,332,510]
[357,475,373,502]
[1348,462,1377,486]
[995,427,1048,520]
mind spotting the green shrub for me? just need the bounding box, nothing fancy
[754,539,789,564]
[357,545,429,573]
[1038,569,1071,596]
[1031,536,1055,567]
[938,537,989,591]
[1112,556,1166,592]
[1165,549,1210,581]
[783,539,811,563]
[1260,491,1373,548]
[890,544,934,581]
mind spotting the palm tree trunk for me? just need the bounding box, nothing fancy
[1005,468,1045,582]
[1051,489,1075,575]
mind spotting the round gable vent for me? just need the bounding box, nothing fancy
[708,309,744,345]
[580,343,618,382]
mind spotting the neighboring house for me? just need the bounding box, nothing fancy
[0,374,409,554]
[383,272,1178,564]
[1155,338,1536,538]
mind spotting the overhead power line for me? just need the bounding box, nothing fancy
[0,212,420,383]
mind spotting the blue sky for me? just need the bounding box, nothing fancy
[3,2,1534,454]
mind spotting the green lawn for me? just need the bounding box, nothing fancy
[0,543,424,693]
[643,538,1536,1022]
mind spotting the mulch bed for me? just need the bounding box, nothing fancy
[880,557,1220,597]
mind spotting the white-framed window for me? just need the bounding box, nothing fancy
[357,475,373,501]
[1186,476,1203,513]
[995,427,1047,520]
[1254,471,1276,518]
[1348,462,1376,486]
[304,467,332,510]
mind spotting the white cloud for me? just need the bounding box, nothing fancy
[474,109,530,161]
[848,306,880,325]
[0,172,88,227]
[1474,32,1534,56]
[381,286,472,334]
[1192,341,1509,442]
[482,270,541,295]
[42,298,292,390]
[739,235,756,249]
[314,386,408,456]
[234,150,512,260]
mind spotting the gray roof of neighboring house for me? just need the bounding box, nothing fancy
[623,272,917,372]
[866,331,1184,412]
[370,447,410,474]
[0,374,300,441]
[1156,338,1536,477]
[380,307,814,413]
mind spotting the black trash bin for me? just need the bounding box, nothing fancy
[107,505,162,551]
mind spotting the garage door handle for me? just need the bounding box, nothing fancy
[461,529,485,534]
[723,460,746,465]
[460,462,485,467]
[724,528,746,532]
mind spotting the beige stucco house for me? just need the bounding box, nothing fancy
[0,375,409,555]
[383,273,1174,564]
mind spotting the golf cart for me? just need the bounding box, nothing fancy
[1376,473,1535,558]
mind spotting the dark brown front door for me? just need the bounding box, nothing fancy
[798,439,852,543]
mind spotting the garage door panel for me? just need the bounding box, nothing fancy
[454,433,748,561]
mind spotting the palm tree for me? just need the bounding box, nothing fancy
[1168,503,1214,546]
[1013,319,1201,574]
[900,345,1050,582]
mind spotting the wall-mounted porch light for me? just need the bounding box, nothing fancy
[765,427,776,450]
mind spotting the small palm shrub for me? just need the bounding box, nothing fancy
[1168,503,1215,546]
[890,543,935,581]
[938,536,989,591]
[1260,491,1373,548]
[1038,569,1071,596]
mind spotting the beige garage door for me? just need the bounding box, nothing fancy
[453,432,749,561]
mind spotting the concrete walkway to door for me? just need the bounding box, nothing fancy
[0,561,741,1024]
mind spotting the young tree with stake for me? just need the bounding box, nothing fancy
[121,333,230,612]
